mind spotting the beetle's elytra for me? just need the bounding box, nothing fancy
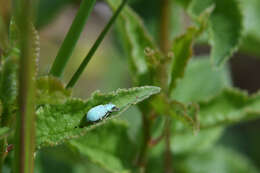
[86,103,119,122]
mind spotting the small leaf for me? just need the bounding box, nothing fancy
[36,76,71,105]
[69,120,135,173]
[176,147,259,173]
[36,86,160,149]
[0,127,11,139]
[151,94,199,131]
[169,27,197,92]
[199,88,260,129]
[106,0,162,85]
[169,8,212,92]
[188,0,243,66]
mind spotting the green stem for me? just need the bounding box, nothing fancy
[66,0,127,88]
[164,117,172,173]
[137,106,151,172]
[0,138,7,173]
[13,0,36,172]
[49,0,96,78]
[159,0,173,172]
[159,0,170,53]
[0,15,8,53]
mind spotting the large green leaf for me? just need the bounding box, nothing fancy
[188,0,243,66]
[199,88,260,129]
[152,57,231,141]
[171,127,223,154]
[106,0,162,85]
[168,57,231,153]
[69,120,135,173]
[36,86,160,149]
[176,147,259,173]
[171,56,231,103]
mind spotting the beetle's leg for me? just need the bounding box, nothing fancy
[104,112,110,118]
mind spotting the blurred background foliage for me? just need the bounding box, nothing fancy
[1,0,260,172]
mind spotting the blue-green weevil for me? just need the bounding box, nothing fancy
[86,103,119,122]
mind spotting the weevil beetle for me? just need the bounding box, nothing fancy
[86,103,119,122]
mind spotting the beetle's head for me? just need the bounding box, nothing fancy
[106,103,119,112]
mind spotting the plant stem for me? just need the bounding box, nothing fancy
[159,0,173,172]
[0,15,8,52]
[13,0,36,172]
[66,0,127,88]
[159,0,170,53]
[0,138,7,173]
[164,117,172,173]
[49,0,96,78]
[137,105,151,172]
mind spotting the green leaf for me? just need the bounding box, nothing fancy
[36,76,71,105]
[66,0,127,88]
[36,86,160,149]
[169,8,212,92]
[69,120,135,173]
[188,0,243,66]
[168,57,231,153]
[238,0,260,56]
[148,145,259,173]
[106,0,162,85]
[169,27,197,92]
[49,0,96,78]
[0,127,11,139]
[171,127,223,154]
[153,57,230,132]
[171,56,231,103]
[151,95,200,131]
[176,147,259,173]
[199,87,260,129]
[240,0,260,42]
